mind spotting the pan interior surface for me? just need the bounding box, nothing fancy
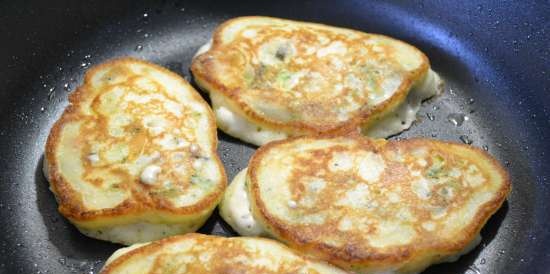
[0,1,548,273]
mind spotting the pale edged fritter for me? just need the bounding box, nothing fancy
[100,233,348,274]
[220,135,511,273]
[43,58,226,245]
[191,16,443,146]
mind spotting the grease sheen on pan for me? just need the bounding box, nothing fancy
[191,16,443,146]
[43,58,226,245]
[220,135,510,273]
[100,233,347,274]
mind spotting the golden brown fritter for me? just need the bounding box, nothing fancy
[43,58,226,245]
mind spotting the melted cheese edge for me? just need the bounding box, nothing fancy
[219,168,265,236]
[195,40,443,146]
[222,168,481,274]
[193,39,213,59]
[78,223,196,246]
[364,68,443,138]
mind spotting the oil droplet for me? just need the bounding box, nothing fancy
[80,62,89,68]
[48,87,56,101]
[432,105,440,111]
[480,258,486,264]
[180,8,185,12]
[40,107,45,112]
[482,145,489,151]
[143,13,148,18]
[135,45,143,51]
[447,113,468,126]
[144,33,150,38]
[459,135,473,145]
[468,98,475,104]
[63,83,70,91]
[426,113,435,121]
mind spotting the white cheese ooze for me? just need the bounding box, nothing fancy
[365,69,444,138]
[193,39,213,59]
[140,165,161,185]
[210,92,288,146]
[87,153,100,164]
[219,169,266,236]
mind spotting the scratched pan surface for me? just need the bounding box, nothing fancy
[0,1,548,273]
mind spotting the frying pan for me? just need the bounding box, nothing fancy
[0,1,548,273]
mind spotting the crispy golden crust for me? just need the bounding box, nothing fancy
[44,57,226,225]
[191,16,429,136]
[247,135,510,271]
[100,233,348,274]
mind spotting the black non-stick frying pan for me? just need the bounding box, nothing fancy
[0,1,548,273]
